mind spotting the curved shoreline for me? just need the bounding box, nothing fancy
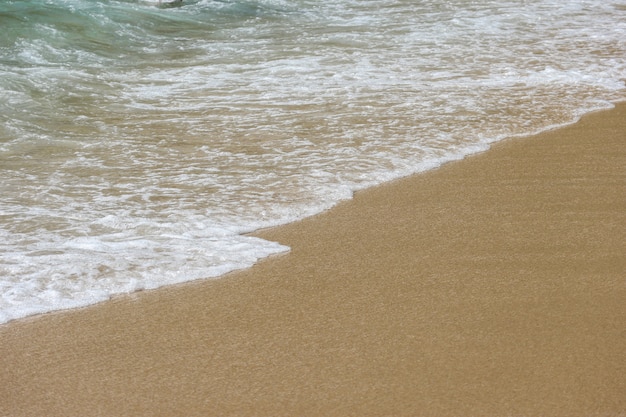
[1,103,625,416]
[0,102,619,326]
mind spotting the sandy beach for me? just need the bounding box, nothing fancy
[1,103,625,416]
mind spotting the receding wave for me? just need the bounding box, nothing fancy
[1,0,625,323]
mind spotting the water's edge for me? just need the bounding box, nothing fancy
[3,100,622,326]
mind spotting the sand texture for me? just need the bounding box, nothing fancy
[1,103,625,416]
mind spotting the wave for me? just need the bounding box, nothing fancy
[1,0,625,323]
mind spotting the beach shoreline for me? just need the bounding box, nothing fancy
[1,102,625,416]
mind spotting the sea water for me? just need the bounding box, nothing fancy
[1,0,625,324]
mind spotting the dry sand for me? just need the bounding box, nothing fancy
[1,103,625,416]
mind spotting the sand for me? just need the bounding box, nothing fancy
[1,103,625,417]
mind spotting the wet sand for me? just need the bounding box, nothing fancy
[1,103,625,416]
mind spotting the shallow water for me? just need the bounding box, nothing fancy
[1,0,625,323]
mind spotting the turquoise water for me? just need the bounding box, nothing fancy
[1,0,625,323]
